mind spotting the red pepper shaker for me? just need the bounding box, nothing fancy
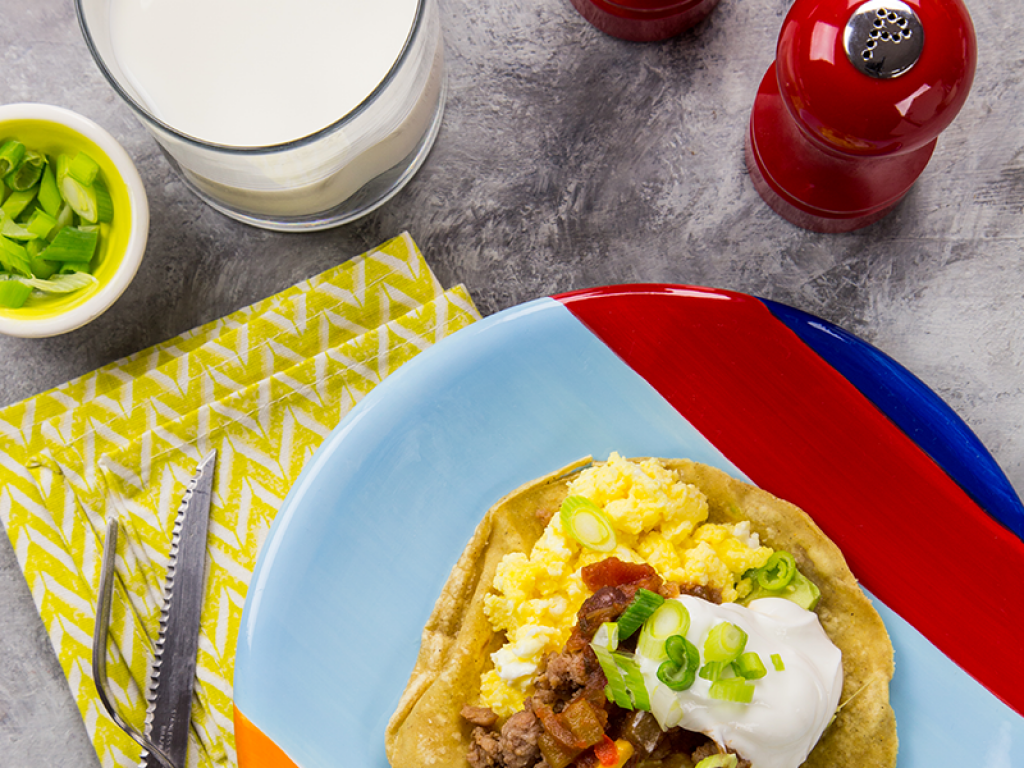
[746,0,976,232]
[569,0,721,42]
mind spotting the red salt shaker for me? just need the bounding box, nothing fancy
[569,0,721,42]
[745,0,976,232]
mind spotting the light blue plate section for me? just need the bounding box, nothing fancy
[235,297,1023,768]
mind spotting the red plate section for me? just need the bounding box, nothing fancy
[557,284,1024,716]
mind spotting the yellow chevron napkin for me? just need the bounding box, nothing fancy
[0,233,481,768]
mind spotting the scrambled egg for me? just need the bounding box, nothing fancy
[480,453,774,716]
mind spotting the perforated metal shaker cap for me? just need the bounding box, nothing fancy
[844,0,925,78]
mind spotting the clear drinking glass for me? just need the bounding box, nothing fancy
[75,0,446,231]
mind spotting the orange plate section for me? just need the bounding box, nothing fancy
[235,705,300,768]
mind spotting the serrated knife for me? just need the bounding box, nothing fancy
[93,450,217,768]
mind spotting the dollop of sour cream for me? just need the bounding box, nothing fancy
[637,596,843,768]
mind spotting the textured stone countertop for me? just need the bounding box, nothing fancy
[1,0,1021,765]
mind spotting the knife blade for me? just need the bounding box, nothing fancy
[140,449,217,768]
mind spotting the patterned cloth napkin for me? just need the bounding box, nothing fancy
[0,233,481,768]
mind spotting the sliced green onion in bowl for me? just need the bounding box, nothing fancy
[560,496,617,552]
[68,151,100,185]
[771,653,785,672]
[0,140,25,177]
[5,150,46,191]
[0,279,32,308]
[39,227,98,263]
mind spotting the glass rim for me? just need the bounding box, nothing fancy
[74,0,428,155]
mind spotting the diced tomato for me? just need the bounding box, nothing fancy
[581,556,663,594]
[593,735,619,767]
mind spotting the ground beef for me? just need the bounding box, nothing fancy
[499,709,544,768]
[462,704,500,728]
[468,727,503,768]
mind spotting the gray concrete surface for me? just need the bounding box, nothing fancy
[1,0,1022,765]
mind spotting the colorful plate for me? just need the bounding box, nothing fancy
[233,284,1024,768]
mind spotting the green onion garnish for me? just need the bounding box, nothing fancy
[771,653,785,672]
[698,660,735,682]
[756,551,797,591]
[709,677,755,704]
[657,634,700,692]
[734,652,767,680]
[614,653,651,711]
[616,589,665,641]
[591,625,633,710]
[0,279,32,308]
[703,622,748,663]
[694,754,739,768]
[559,496,616,552]
[637,600,690,661]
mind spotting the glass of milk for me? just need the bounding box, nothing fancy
[75,0,446,231]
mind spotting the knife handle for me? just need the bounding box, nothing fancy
[92,516,178,768]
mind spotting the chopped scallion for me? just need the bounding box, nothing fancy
[616,589,665,641]
[756,551,797,591]
[68,151,100,185]
[38,227,98,263]
[1,187,38,220]
[37,163,62,216]
[708,677,755,704]
[637,600,690,661]
[734,652,767,680]
[694,754,739,768]
[29,257,58,280]
[0,279,33,308]
[657,634,699,692]
[703,622,748,664]
[592,630,633,710]
[559,496,616,552]
[5,150,45,191]
[613,653,651,711]
[27,209,58,239]
[771,653,785,672]
[0,137,115,307]
[0,141,26,177]
[698,660,735,682]
[0,236,32,277]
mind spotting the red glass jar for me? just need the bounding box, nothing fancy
[569,0,721,42]
[746,0,976,232]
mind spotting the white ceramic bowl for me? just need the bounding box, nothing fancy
[0,103,149,338]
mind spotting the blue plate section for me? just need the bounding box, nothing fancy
[235,295,1024,768]
[761,298,1024,541]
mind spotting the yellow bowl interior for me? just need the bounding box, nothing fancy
[0,117,134,322]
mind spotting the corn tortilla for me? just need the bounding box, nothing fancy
[386,457,897,768]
